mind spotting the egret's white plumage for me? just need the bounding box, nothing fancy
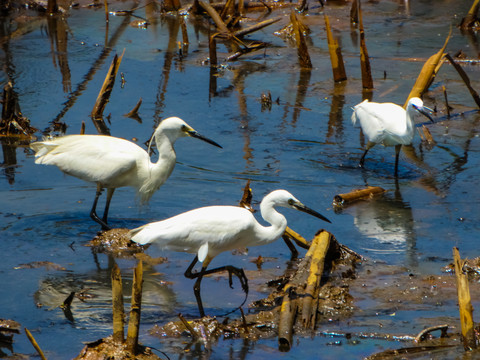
[30,117,222,229]
[129,189,331,263]
[129,189,331,316]
[351,97,433,176]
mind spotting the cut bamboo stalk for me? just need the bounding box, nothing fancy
[350,0,358,24]
[302,230,331,329]
[126,261,143,354]
[91,49,125,120]
[278,284,297,352]
[444,53,480,108]
[25,328,47,360]
[290,11,312,69]
[453,247,477,351]
[358,0,373,89]
[112,263,125,343]
[333,186,385,206]
[324,14,347,82]
[404,31,450,107]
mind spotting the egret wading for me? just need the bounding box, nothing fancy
[351,97,434,176]
[129,189,331,317]
[30,117,222,230]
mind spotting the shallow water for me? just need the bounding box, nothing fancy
[1,0,480,358]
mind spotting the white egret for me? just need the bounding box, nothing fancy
[129,189,331,317]
[351,97,434,176]
[30,117,222,230]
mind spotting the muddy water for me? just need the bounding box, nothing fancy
[1,0,480,358]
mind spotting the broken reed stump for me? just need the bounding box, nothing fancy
[290,11,312,69]
[333,186,386,207]
[324,13,347,82]
[112,263,125,343]
[404,30,450,106]
[91,49,125,129]
[126,261,144,354]
[459,0,480,29]
[357,0,373,90]
[453,247,477,351]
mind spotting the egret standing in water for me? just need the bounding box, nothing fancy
[31,117,222,230]
[129,189,331,317]
[351,97,434,176]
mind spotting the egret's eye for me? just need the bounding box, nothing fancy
[181,125,188,131]
[288,199,295,206]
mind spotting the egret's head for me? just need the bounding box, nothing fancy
[263,190,331,223]
[156,117,222,148]
[409,97,434,123]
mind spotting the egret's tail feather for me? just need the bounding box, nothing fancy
[129,225,153,245]
[30,142,59,162]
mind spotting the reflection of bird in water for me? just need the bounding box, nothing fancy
[349,191,416,261]
[30,117,222,230]
[34,267,176,326]
[129,189,331,317]
[351,97,434,176]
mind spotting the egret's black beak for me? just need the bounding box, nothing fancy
[414,105,434,123]
[188,130,223,148]
[293,203,331,224]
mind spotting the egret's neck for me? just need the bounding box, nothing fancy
[138,130,177,203]
[405,104,417,132]
[258,198,288,244]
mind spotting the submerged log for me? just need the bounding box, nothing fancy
[357,0,373,90]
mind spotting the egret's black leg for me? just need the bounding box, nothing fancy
[394,144,402,177]
[102,188,115,224]
[359,148,369,168]
[184,256,249,317]
[90,184,111,231]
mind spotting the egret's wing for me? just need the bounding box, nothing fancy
[32,135,143,183]
[129,206,255,256]
[352,102,406,144]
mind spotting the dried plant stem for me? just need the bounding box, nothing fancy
[445,53,480,108]
[453,247,477,350]
[25,328,47,360]
[112,263,125,343]
[284,226,310,249]
[126,261,143,354]
[198,1,229,33]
